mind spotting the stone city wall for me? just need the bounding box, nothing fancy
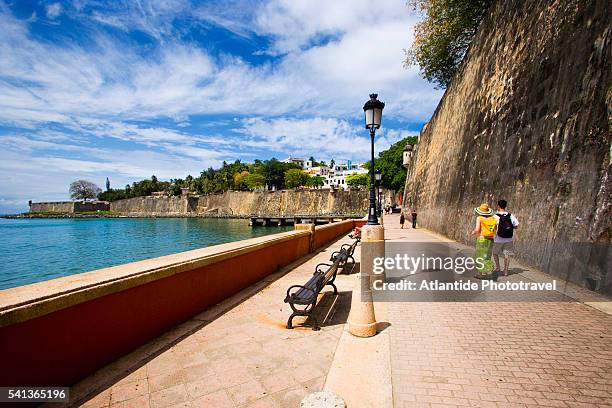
[403,0,611,293]
[30,201,110,213]
[110,190,370,217]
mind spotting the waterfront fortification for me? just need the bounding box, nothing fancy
[28,189,372,217]
[29,201,110,214]
[403,0,611,293]
[110,189,369,217]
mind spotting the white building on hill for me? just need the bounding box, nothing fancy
[283,156,306,168]
[284,155,367,190]
[325,161,368,190]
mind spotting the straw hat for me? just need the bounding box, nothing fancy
[473,203,493,216]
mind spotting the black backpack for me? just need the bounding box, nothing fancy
[497,213,514,238]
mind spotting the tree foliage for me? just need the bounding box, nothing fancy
[244,173,266,190]
[345,173,370,189]
[70,180,102,201]
[364,136,418,193]
[405,0,492,88]
[96,159,307,201]
[307,175,325,189]
[284,169,310,189]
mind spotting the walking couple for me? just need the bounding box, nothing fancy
[471,199,519,281]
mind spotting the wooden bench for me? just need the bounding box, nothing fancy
[284,255,343,331]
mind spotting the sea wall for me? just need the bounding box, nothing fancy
[404,0,611,293]
[0,220,359,387]
[109,196,197,215]
[30,201,110,213]
[110,190,369,217]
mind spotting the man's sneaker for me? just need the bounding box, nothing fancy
[491,271,500,281]
[474,274,491,280]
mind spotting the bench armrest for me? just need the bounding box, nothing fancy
[284,284,316,303]
[315,263,332,274]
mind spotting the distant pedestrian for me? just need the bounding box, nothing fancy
[399,212,405,229]
[493,199,519,277]
[471,203,496,279]
[411,209,417,228]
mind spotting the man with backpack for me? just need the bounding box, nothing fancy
[493,199,519,277]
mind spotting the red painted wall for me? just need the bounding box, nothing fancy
[313,221,354,249]
[0,234,310,387]
[353,219,367,228]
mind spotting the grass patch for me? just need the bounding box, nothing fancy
[24,211,67,217]
[76,211,122,216]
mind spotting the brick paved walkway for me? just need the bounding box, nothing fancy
[384,214,612,408]
[71,233,358,408]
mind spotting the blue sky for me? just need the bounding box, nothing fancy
[0,0,442,213]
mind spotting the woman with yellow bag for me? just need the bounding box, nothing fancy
[471,203,497,280]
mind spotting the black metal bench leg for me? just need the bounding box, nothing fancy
[287,313,296,329]
[328,281,338,296]
[310,304,320,331]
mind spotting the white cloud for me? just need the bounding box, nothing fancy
[0,0,440,210]
[0,1,439,124]
[238,117,416,159]
[46,3,62,19]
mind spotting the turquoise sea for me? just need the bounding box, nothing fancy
[0,217,292,290]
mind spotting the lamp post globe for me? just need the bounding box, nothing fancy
[363,94,385,225]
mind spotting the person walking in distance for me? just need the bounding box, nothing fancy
[493,199,519,277]
[411,209,417,228]
[399,212,405,229]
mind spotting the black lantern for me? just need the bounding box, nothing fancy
[363,94,385,129]
[363,94,385,225]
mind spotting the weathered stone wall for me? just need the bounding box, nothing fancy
[404,0,611,293]
[110,190,369,217]
[30,201,110,213]
[110,196,196,216]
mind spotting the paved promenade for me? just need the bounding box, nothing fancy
[384,214,612,408]
[70,216,611,407]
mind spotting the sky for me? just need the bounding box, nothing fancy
[0,0,443,214]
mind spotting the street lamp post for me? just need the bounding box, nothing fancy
[375,169,382,216]
[363,94,385,225]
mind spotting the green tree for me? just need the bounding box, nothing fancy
[285,169,310,189]
[98,188,127,202]
[404,0,492,88]
[345,173,370,189]
[365,136,418,193]
[244,173,266,190]
[307,175,325,189]
[233,171,250,190]
[262,159,301,190]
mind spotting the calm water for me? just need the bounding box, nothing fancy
[0,218,292,290]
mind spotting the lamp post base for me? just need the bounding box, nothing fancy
[348,224,384,338]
